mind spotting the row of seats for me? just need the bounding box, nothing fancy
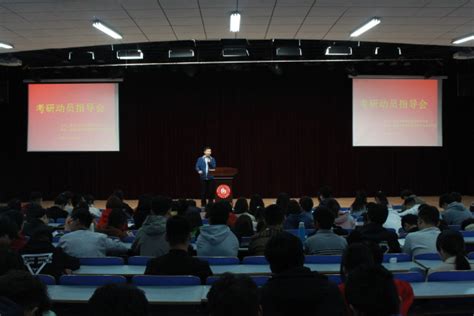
[36,270,474,286]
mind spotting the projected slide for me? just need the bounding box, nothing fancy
[28,83,119,152]
[353,78,442,147]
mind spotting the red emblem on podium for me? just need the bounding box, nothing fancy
[216,184,231,199]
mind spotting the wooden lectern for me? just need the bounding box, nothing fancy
[210,167,238,202]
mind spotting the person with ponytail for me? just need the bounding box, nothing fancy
[429,230,472,274]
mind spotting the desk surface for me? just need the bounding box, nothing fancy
[74,261,422,276]
[411,281,474,299]
[415,259,474,270]
[48,285,204,305]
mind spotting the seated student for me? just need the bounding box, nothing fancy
[305,206,347,255]
[345,265,400,316]
[20,227,80,280]
[89,283,149,316]
[397,197,421,217]
[299,196,315,219]
[234,197,256,222]
[0,270,52,316]
[249,205,285,256]
[59,208,128,257]
[350,190,367,218]
[132,195,171,257]
[133,194,153,230]
[96,195,125,231]
[260,232,345,316]
[2,210,27,251]
[145,216,212,284]
[402,205,440,257]
[197,201,239,257]
[207,273,261,316]
[348,203,401,253]
[399,189,425,211]
[326,198,355,230]
[339,242,413,316]
[22,204,53,237]
[316,185,333,209]
[232,215,255,242]
[96,208,130,239]
[375,191,402,234]
[275,193,290,215]
[85,194,102,218]
[46,194,69,221]
[439,193,472,226]
[23,191,44,210]
[429,230,472,274]
[283,199,314,229]
[401,214,418,234]
[0,216,25,275]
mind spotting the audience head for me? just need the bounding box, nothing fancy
[401,214,418,232]
[233,215,254,238]
[263,204,285,227]
[439,193,455,209]
[209,201,231,225]
[107,209,127,230]
[71,194,86,208]
[30,226,53,244]
[175,198,189,216]
[299,196,314,213]
[265,232,304,274]
[187,199,197,207]
[53,194,68,208]
[166,216,191,247]
[0,215,19,246]
[366,202,388,225]
[374,190,389,206]
[151,195,172,216]
[275,193,290,213]
[0,270,51,316]
[25,204,48,224]
[341,243,376,281]
[417,205,439,229]
[318,185,333,202]
[68,207,93,230]
[351,190,367,211]
[325,198,341,218]
[112,189,125,201]
[436,230,470,270]
[207,273,260,316]
[84,194,95,206]
[403,197,417,209]
[451,192,462,203]
[136,194,152,211]
[287,199,301,215]
[345,265,399,316]
[106,195,123,210]
[1,210,24,233]
[88,283,149,316]
[29,191,43,205]
[249,194,265,216]
[313,206,335,230]
[400,189,414,200]
[234,198,249,215]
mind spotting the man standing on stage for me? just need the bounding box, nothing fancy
[195,147,216,207]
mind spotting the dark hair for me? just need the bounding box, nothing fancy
[313,206,335,230]
[351,190,367,212]
[276,193,290,213]
[401,214,418,228]
[166,216,191,246]
[340,243,375,281]
[299,196,314,212]
[264,232,304,274]
[151,195,172,216]
[25,203,46,220]
[400,189,413,200]
[287,199,301,215]
[187,199,197,207]
[184,207,203,232]
[374,191,389,206]
[71,194,85,208]
[106,195,123,210]
[345,265,399,316]
[209,201,231,225]
[70,207,93,228]
[29,191,43,203]
[0,215,19,240]
[249,194,265,216]
[107,209,127,230]
[436,230,470,270]
[203,146,211,152]
[207,273,259,316]
[318,186,333,200]
[0,270,51,314]
[112,189,125,201]
[137,195,153,210]
[418,205,439,226]
[263,204,285,226]
[1,210,24,231]
[7,199,22,211]
[176,199,189,216]
[233,215,254,239]
[403,197,416,208]
[439,193,455,208]
[234,198,249,215]
[325,198,341,218]
[89,283,149,316]
[30,226,53,243]
[54,194,68,207]
[366,202,388,225]
[451,192,462,203]
[84,194,95,205]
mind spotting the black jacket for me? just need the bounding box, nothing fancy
[145,249,212,284]
[22,219,54,237]
[0,246,25,276]
[20,240,80,279]
[347,223,401,253]
[260,266,345,316]
[46,206,69,221]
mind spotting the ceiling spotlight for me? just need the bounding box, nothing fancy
[452,33,474,45]
[230,12,241,32]
[0,42,13,49]
[92,20,123,40]
[350,17,381,37]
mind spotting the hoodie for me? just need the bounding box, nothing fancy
[442,202,473,225]
[334,212,355,230]
[196,224,239,257]
[132,215,169,257]
[284,212,314,230]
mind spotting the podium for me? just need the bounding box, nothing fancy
[210,167,238,202]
